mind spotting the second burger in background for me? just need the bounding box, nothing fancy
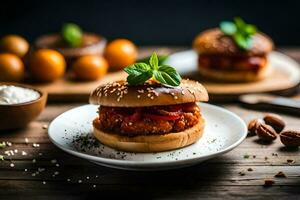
[193,17,273,82]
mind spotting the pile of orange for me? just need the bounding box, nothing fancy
[0,34,138,83]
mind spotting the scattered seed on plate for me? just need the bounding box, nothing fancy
[25,138,29,144]
[93,185,96,188]
[275,171,286,178]
[287,159,294,164]
[32,159,36,163]
[33,143,40,148]
[78,180,82,183]
[22,151,27,156]
[10,163,14,167]
[264,179,275,186]
[42,181,46,185]
[42,124,48,129]
[67,178,71,182]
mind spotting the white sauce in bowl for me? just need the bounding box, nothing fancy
[0,85,40,105]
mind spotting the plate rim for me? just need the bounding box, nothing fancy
[48,103,247,167]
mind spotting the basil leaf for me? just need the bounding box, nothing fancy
[62,23,82,47]
[138,55,169,65]
[153,65,181,86]
[244,24,257,35]
[149,52,159,69]
[220,21,236,35]
[124,52,181,86]
[234,17,246,30]
[124,63,150,74]
[233,33,252,50]
[127,71,153,85]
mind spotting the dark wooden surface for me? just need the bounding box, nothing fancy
[0,48,300,199]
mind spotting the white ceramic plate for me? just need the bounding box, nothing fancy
[48,103,247,171]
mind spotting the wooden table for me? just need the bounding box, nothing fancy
[1,48,300,199]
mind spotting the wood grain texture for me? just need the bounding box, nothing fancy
[0,48,300,199]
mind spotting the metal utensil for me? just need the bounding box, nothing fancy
[239,94,300,116]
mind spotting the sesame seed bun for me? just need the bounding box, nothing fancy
[93,115,205,152]
[198,63,271,82]
[193,28,273,56]
[89,79,209,107]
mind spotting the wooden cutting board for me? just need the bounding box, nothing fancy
[32,71,127,102]
[30,48,300,102]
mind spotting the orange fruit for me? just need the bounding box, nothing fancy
[0,53,24,82]
[104,39,137,70]
[72,55,108,81]
[29,49,66,82]
[0,35,29,57]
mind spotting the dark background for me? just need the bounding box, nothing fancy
[1,0,299,46]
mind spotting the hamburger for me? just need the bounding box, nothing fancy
[193,17,273,82]
[89,53,209,152]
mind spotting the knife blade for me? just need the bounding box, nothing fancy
[239,94,300,116]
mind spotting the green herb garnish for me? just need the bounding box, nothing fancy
[62,23,83,47]
[124,52,181,86]
[220,17,257,50]
[138,54,169,65]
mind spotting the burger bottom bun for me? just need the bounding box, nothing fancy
[93,117,205,153]
[198,64,271,82]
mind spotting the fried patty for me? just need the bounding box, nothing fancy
[95,103,201,136]
[199,54,267,72]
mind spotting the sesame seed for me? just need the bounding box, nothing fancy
[67,179,71,182]
[78,180,82,183]
[137,95,141,99]
[171,92,175,96]
[147,94,151,97]
[181,91,185,95]
[93,185,96,188]
[25,138,29,144]
[10,163,14,167]
[174,96,178,100]
[42,181,46,185]
[150,96,154,99]
[24,169,27,172]
[32,143,40,148]
[51,159,57,164]
[32,159,36,163]
[86,176,90,180]
[128,122,133,126]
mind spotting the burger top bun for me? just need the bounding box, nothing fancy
[193,28,273,56]
[89,79,209,107]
